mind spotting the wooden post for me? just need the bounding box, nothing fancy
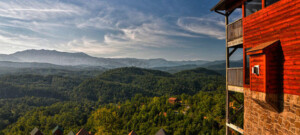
[225,14,230,135]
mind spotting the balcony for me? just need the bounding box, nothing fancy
[227,18,243,47]
[227,67,243,93]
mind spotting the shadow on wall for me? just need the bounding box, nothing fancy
[263,41,284,113]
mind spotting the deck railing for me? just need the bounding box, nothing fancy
[227,18,243,42]
[228,67,243,87]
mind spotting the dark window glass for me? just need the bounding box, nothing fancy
[265,0,280,7]
[244,0,262,17]
[245,48,251,85]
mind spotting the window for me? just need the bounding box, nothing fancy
[252,65,260,75]
[244,0,262,17]
[245,48,251,85]
[265,0,280,7]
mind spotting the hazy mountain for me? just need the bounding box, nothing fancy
[0,54,20,62]
[0,61,63,69]
[0,49,210,68]
[0,61,64,75]
[151,64,202,73]
[200,59,243,75]
[112,58,208,68]
[203,59,243,69]
[0,61,106,76]
[10,49,125,68]
[0,61,105,70]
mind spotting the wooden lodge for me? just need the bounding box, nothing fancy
[168,97,180,104]
[211,0,300,134]
[155,128,167,135]
[30,127,43,135]
[128,130,138,135]
[30,127,94,135]
[52,125,64,135]
[76,128,93,135]
[29,125,167,135]
[68,131,76,135]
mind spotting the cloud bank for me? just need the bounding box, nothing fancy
[177,16,225,39]
[0,0,232,60]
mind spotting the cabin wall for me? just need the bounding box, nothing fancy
[243,0,300,95]
[243,0,300,134]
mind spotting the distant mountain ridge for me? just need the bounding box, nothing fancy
[0,50,243,74]
[0,49,210,68]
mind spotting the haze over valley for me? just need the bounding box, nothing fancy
[0,49,242,75]
[0,0,245,134]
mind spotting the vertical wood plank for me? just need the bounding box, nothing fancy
[225,14,230,135]
[262,0,266,8]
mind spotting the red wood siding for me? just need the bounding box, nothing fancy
[250,54,266,92]
[243,0,300,95]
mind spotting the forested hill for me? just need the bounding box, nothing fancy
[174,67,221,76]
[74,67,224,103]
[0,67,229,134]
[5,91,235,135]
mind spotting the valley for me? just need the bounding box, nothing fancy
[0,66,242,135]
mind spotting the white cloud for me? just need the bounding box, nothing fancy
[77,3,201,50]
[77,2,153,30]
[0,0,229,60]
[177,16,225,39]
[0,30,55,54]
[102,22,187,48]
[61,37,121,56]
[0,0,88,43]
[0,0,85,21]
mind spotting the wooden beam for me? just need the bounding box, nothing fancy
[228,105,244,122]
[226,123,244,134]
[262,0,266,8]
[215,10,226,16]
[228,37,243,47]
[225,14,229,135]
[228,85,244,93]
[227,0,246,13]
[242,1,245,18]
[226,9,234,16]
[229,94,242,105]
[229,47,238,57]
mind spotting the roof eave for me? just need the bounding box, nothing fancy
[211,0,243,13]
[210,0,226,11]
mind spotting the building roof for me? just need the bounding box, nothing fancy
[68,131,75,135]
[211,0,226,11]
[155,128,167,135]
[52,125,64,134]
[76,128,90,135]
[211,0,243,12]
[30,127,42,135]
[169,97,178,101]
[128,130,137,135]
[247,40,280,55]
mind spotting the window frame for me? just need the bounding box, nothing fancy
[244,48,251,85]
[244,0,263,17]
[265,0,280,7]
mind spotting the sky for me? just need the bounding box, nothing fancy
[0,0,242,61]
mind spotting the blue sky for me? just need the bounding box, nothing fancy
[0,0,241,61]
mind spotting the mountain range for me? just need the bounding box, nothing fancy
[0,49,210,68]
[0,49,243,72]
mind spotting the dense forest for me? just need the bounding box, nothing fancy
[0,67,242,135]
